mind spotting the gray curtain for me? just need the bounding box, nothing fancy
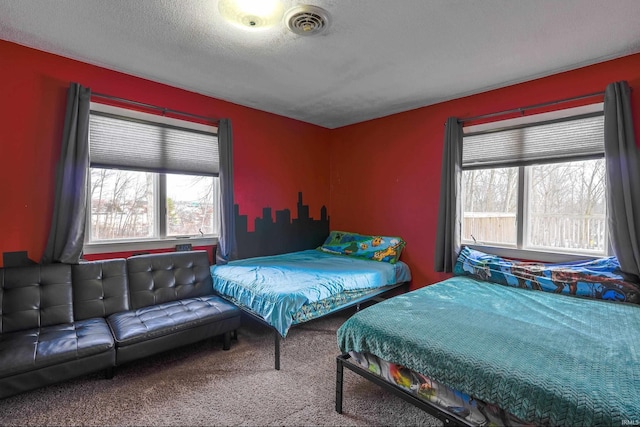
[42,83,91,264]
[215,118,237,265]
[434,117,463,272]
[604,81,640,280]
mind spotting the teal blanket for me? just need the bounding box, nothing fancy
[337,276,640,426]
[211,250,411,337]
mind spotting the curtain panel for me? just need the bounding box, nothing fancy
[604,81,640,280]
[215,118,237,265]
[42,83,91,264]
[434,117,463,272]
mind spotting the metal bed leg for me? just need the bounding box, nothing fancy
[275,331,281,370]
[336,356,344,413]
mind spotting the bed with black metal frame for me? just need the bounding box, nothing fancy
[210,248,412,370]
[335,247,640,426]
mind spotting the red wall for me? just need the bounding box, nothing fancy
[329,53,640,289]
[0,40,331,266]
[3,39,639,288]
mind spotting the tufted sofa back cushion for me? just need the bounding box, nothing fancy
[72,259,130,320]
[126,251,213,310]
[1,263,74,334]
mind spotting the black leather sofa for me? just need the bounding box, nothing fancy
[0,251,241,399]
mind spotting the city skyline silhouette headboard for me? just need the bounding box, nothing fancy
[235,192,329,259]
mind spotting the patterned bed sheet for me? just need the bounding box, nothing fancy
[348,351,530,426]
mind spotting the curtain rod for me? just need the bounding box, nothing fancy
[91,92,219,124]
[458,90,606,124]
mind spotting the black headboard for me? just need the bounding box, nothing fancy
[235,192,329,259]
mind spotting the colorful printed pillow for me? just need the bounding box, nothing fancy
[318,230,406,264]
[454,246,640,304]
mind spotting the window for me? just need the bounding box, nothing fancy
[86,103,219,251]
[461,103,607,258]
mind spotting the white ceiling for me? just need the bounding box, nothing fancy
[1,0,640,128]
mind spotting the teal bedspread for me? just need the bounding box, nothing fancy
[337,276,640,426]
[211,249,411,337]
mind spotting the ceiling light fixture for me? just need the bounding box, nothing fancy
[218,0,284,29]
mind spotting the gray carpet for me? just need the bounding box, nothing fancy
[0,309,442,426]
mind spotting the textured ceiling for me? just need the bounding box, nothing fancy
[1,0,640,128]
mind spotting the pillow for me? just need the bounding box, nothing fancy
[454,246,640,304]
[318,230,406,263]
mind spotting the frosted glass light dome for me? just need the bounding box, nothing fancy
[218,0,285,29]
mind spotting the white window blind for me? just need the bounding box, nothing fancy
[89,112,219,176]
[463,114,604,169]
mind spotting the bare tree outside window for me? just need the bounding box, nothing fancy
[527,159,606,252]
[167,174,219,237]
[462,159,606,255]
[89,169,218,241]
[90,169,154,240]
[462,167,518,245]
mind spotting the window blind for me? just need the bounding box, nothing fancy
[89,112,219,176]
[462,114,604,169]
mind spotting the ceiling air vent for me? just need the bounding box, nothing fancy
[285,5,330,36]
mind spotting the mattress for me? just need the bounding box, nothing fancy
[337,276,640,426]
[211,249,411,337]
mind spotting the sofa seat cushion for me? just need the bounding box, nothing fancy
[0,318,114,378]
[107,295,240,347]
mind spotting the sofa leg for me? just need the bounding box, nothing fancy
[105,366,115,379]
[223,331,231,350]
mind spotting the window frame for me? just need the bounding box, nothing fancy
[461,103,609,262]
[84,103,218,255]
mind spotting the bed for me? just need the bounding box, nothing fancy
[211,231,412,369]
[336,247,640,426]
